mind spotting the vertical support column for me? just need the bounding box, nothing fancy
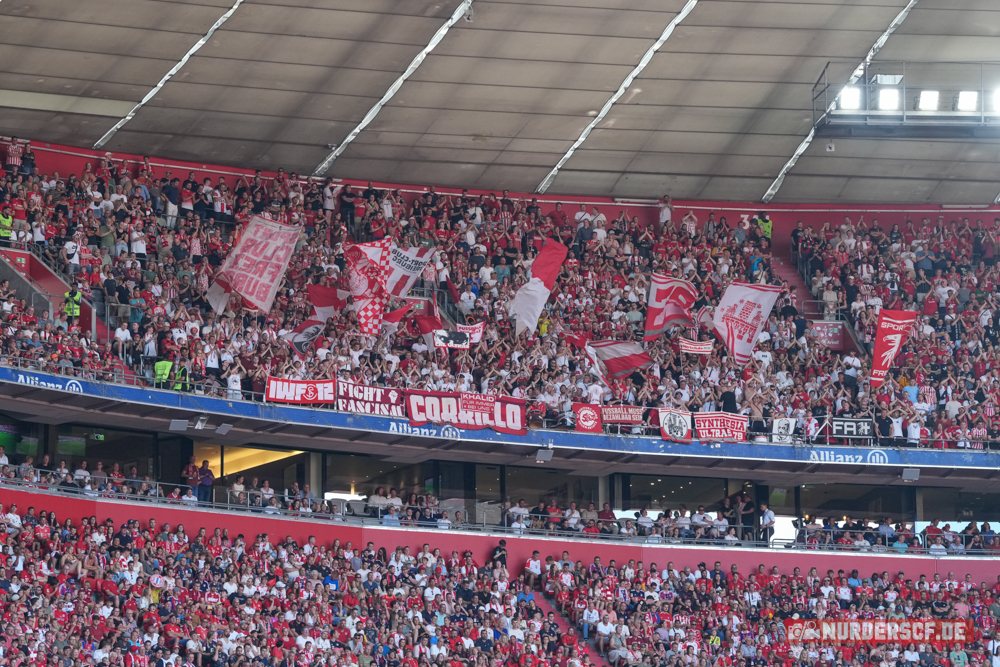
[309,452,322,498]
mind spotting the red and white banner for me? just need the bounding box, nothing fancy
[265,377,336,403]
[509,240,568,337]
[407,390,527,436]
[695,306,714,329]
[386,244,435,297]
[713,282,783,365]
[573,403,602,433]
[870,309,918,388]
[644,275,699,340]
[281,319,326,358]
[336,380,405,417]
[457,321,485,343]
[206,216,299,314]
[601,405,645,424]
[679,338,712,355]
[658,408,693,443]
[308,284,349,323]
[586,340,653,379]
[345,238,392,335]
[693,412,748,441]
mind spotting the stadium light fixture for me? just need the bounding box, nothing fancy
[878,88,900,110]
[916,90,939,111]
[955,91,979,111]
[839,86,862,110]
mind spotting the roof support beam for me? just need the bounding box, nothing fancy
[312,0,474,176]
[535,0,700,194]
[761,0,923,203]
[93,0,247,149]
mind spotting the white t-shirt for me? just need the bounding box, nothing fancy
[130,230,147,254]
[114,327,132,342]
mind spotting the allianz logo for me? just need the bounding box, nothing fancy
[16,373,84,394]
[808,448,890,464]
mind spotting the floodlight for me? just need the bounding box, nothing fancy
[839,87,862,110]
[878,88,899,110]
[916,90,939,111]
[955,91,978,111]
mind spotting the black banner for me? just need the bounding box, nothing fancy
[832,417,875,438]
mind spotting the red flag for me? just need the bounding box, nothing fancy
[573,403,602,433]
[445,276,461,305]
[509,240,569,337]
[644,275,698,340]
[870,309,918,387]
[586,340,653,379]
[382,303,412,335]
[414,314,443,349]
[307,284,348,323]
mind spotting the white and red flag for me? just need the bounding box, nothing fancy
[870,309,918,387]
[712,282,782,366]
[644,275,699,340]
[509,240,569,337]
[457,321,485,343]
[307,284,349,323]
[206,216,299,314]
[679,338,713,355]
[381,303,412,335]
[344,238,392,335]
[414,314,443,349]
[386,244,435,297]
[586,340,653,379]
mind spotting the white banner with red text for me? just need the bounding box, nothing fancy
[336,380,406,417]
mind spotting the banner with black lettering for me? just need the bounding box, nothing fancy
[831,417,875,439]
[406,389,527,436]
[336,380,405,417]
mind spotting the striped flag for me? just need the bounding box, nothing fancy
[586,340,653,379]
[509,240,569,337]
[679,338,712,355]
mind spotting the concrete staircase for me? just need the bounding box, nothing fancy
[532,591,614,667]
[771,256,819,318]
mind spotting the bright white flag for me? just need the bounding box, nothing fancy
[385,244,435,297]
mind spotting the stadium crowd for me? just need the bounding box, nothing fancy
[0,446,989,556]
[0,486,997,667]
[1,139,1000,448]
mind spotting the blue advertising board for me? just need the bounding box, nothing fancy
[3,366,999,471]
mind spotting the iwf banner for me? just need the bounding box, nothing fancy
[406,389,527,436]
[266,377,336,403]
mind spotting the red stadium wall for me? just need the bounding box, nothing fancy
[4,486,996,582]
[24,141,1000,259]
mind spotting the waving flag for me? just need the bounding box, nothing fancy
[679,338,712,355]
[382,303,412,335]
[644,275,699,340]
[308,284,349,323]
[586,340,653,379]
[207,216,299,314]
[509,240,569,337]
[457,321,485,343]
[870,309,918,387]
[345,239,392,335]
[282,320,326,359]
[713,282,782,366]
[414,314,443,349]
[386,245,435,297]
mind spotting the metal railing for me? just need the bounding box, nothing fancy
[2,475,994,556]
[5,354,1000,452]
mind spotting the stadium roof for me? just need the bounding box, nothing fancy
[2,0,999,203]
